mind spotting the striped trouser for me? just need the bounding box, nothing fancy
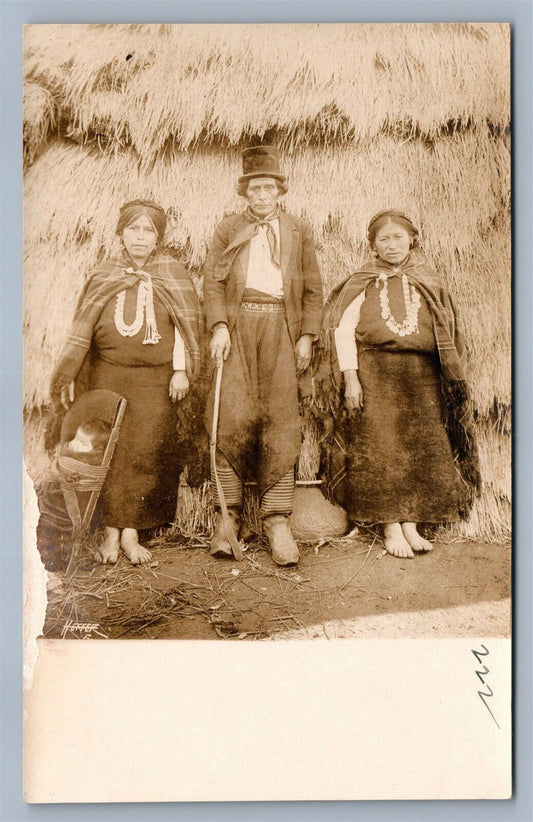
[211,452,294,516]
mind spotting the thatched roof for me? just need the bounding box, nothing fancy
[23,23,509,164]
[23,23,511,540]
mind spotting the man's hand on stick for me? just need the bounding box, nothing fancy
[210,323,231,366]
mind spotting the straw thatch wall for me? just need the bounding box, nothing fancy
[23,23,511,540]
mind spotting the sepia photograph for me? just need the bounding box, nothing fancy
[20,20,513,803]
[23,22,511,642]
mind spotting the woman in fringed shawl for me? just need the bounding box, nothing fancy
[51,200,202,565]
[318,210,480,558]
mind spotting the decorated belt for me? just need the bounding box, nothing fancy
[240,301,284,313]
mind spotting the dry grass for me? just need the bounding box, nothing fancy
[23,23,511,540]
[450,418,511,542]
[23,82,56,168]
[24,24,509,163]
[172,481,214,537]
[298,413,322,481]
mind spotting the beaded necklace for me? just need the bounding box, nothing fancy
[113,268,162,344]
[376,271,421,337]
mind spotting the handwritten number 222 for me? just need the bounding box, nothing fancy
[471,645,500,730]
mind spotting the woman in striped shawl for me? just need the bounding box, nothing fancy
[52,200,202,565]
[319,210,480,558]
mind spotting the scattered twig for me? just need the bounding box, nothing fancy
[339,544,375,591]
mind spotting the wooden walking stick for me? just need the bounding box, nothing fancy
[210,360,243,561]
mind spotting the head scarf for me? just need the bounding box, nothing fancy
[367,210,419,248]
[116,199,167,243]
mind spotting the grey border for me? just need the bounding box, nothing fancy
[2,1,531,819]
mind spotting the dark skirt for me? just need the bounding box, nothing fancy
[341,349,460,523]
[89,358,180,529]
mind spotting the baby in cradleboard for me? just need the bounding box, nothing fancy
[320,209,480,558]
[60,419,111,465]
[35,417,112,572]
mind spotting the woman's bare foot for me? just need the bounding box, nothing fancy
[98,526,120,564]
[401,522,434,553]
[120,528,152,565]
[383,522,414,558]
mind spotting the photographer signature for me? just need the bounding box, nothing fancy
[472,645,500,729]
[61,620,108,639]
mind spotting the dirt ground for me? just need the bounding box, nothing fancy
[42,529,511,641]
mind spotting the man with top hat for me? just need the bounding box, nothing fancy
[203,145,323,566]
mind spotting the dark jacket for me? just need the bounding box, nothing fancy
[203,211,323,346]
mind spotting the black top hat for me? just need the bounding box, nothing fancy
[238,145,286,184]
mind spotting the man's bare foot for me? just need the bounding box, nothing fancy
[120,528,152,565]
[383,522,414,558]
[401,522,434,553]
[98,526,120,564]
